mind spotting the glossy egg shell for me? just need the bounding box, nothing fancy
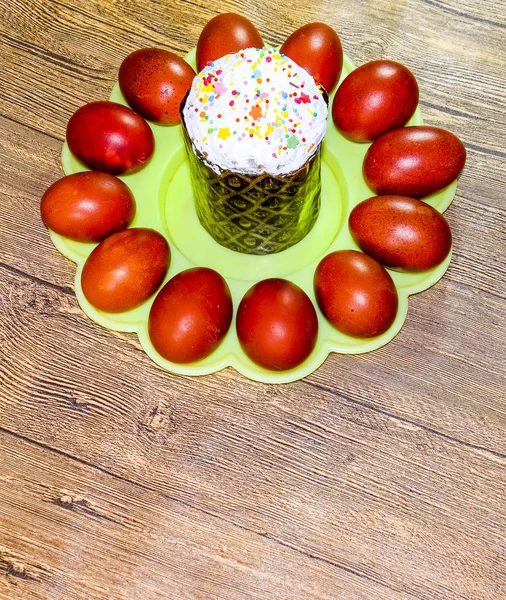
[236,278,318,371]
[349,195,452,271]
[332,60,419,142]
[280,22,343,94]
[196,13,263,72]
[81,228,170,313]
[66,101,154,175]
[119,48,196,125]
[314,250,398,338]
[40,171,136,242]
[148,267,233,364]
[363,125,466,198]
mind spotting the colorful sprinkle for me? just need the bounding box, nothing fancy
[218,127,231,140]
[182,47,328,175]
[286,135,299,149]
[249,105,262,120]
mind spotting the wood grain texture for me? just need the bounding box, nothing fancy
[1,0,505,599]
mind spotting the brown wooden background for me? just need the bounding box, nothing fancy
[1,0,505,598]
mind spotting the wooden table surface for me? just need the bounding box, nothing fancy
[1,1,505,598]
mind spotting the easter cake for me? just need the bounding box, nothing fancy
[181,47,328,254]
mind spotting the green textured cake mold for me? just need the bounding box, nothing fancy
[52,49,458,383]
[182,122,322,254]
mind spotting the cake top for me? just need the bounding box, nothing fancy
[182,47,328,177]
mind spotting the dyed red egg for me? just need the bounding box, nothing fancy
[148,267,233,364]
[332,60,419,142]
[349,195,452,271]
[236,278,318,371]
[363,126,466,198]
[119,48,196,125]
[81,228,169,313]
[280,22,343,94]
[66,101,154,175]
[314,250,398,338]
[196,13,263,72]
[40,171,135,242]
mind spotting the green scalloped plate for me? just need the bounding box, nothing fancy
[51,49,457,384]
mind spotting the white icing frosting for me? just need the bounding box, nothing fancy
[182,47,328,176]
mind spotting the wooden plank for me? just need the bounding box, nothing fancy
[3,429,407,600]
[1,265,505,599]
[1,400,505,600]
